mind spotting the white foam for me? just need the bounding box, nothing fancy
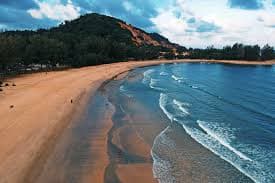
[142,69,155,84]
[150,78,160,86]
[175,120,258,183]
[173,99,190,107]
[159,93,174,121]
[197,120,252,161]
[160,72,168,76]
[151,126,177,183]
[173,99,190,116]
[171,75,183,82]
[119,104,126,114]
[150,79,166,91]
[119,85,132,97]
[119,85,127,92]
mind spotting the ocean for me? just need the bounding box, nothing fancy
[117,63,275,183]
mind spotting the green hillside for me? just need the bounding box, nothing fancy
[0,13,179,72]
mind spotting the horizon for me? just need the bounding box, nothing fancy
[0,0,275,48]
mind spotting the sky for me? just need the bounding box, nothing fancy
[1,0,275,48]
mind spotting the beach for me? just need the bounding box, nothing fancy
[0,59,274,183]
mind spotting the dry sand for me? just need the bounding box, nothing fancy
[0,59,274,183]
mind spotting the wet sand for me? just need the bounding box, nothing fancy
[0,59,273,183]
[103,75,161,183]
[30,93,114,183]
[0,60,180,183]
[116,164,157,183]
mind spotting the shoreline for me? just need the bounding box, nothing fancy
[112,67,253,183]
[0,59,274,182]
[0,58,274,81]
[0,60,182,183]
[102,73,159,183]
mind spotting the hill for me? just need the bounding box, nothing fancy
[0,13,184,73]
[52,13,180,49]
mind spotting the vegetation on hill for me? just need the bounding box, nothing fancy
[0,13,274,78]
[0,13,182,75]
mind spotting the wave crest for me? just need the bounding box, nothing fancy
[150,79,166,91]
[173,99,190,116]
[171,75,184,82]
[142,69,155,84]
[197,120,252,161]
[159,93,174,121]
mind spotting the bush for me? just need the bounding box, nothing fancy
[5,83,9,86]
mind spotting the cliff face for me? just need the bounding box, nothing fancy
[118,22,160,47]
[118,22,180,50]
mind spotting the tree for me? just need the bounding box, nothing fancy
[244,45,260,61]
[261,44,274,61]
[0,35,25,72]
[231,43,245,60]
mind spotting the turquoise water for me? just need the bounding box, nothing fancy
[119,63,275,183]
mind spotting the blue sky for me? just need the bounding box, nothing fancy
[1,0,275,48]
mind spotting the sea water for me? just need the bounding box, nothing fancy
[118,63,275,183]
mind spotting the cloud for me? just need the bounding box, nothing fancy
[258,12,275,27]
[28,0,81,21]
[187,18,221,33]
[151,0,223,47]
[228,0,263,10]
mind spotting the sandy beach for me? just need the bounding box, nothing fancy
[0,59,274,183]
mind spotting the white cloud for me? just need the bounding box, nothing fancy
[258,12,275,27]
[151,0,275,48]
[151,9,188,36]
[28,0,81,21]
[151,0,224,48]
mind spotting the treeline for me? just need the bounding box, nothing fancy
[0,13,163,75]
[0,33,160,71]
[187,43,275,61]
[0,13,274,77]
